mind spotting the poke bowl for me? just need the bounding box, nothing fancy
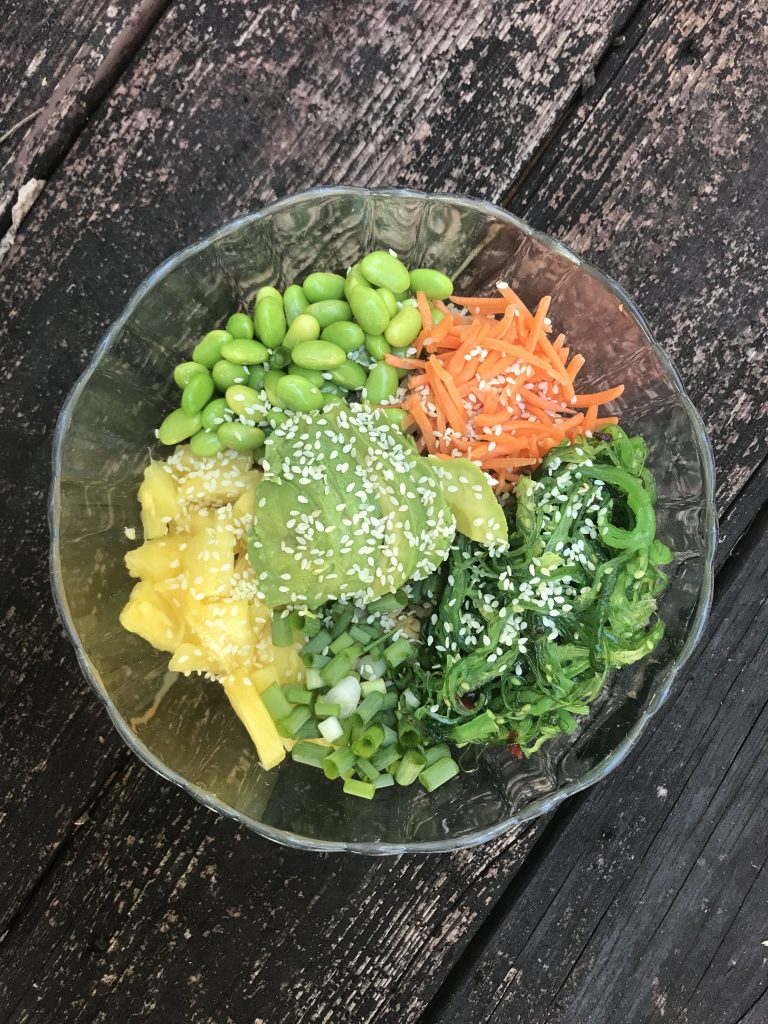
[50,187,716,853]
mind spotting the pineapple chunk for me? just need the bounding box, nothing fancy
[182,509,235,598]
[120,581,183,652]
[125,536,184,583]
[233,489,256,526]
[169,642,222,677]
[138,461,179,539]
[181,595,255,673]
[176,449,260,509]
[223,672,285,769]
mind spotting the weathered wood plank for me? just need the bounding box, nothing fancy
[0,0,169,237]
[0,0,635,990]
[425,501,768,1024]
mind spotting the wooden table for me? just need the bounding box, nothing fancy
[1,2,766,1021]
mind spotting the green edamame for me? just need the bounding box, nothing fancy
[255,286,282,304]
[248,365,265,390]
[377,287,398,318]
[220,339,269,364]
[225,384,266,420]
[225,312,255,339]
[192,329,232,368]
[364,333,391,360]
[264,370,286,407]
[381,407,409,429]
[348,286,390,335]
[158,408,202,446]
[174,362,209,389]
[344,263,370,301]
[363,361,399,404]
[268,347,292,370]
[392,289,410,303]
[291,340,347,370]
[181,372,215,415]
[267,409,289,429]
[320,320,365,353]
[360,251,410,293]
[284,313,321,350]
[201,398,233,430]
[275,373,326,413]
[431,307,446,325]
[212,359,248,390]
[322,393,346,408]
[254,295,287,349]
[283,284,310,324]
[409,268,454,300]
[217,421,266,452]
[303,272,346,303]
[288,365,325,387]
[329,359,368,391]
[304,300,352,329]
[190,428,225,457]
[385,306,422,348]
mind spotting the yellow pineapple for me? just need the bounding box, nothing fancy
[138,461,179,539]
[120,580,183,652]
[125,535,184,583]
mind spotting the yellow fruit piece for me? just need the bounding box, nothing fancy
[138,461,179,539]
[223,673,285,769]
[233,489,256,526]
[169,642,222,677]
[182,511,235,598]
[120,581,183,652]
[125,536,184,583]
[182,596,255,673]
[176,452,260,509]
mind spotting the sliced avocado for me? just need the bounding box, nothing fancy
[430,457,508,548]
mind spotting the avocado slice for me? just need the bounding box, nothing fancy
[430,456,508,548]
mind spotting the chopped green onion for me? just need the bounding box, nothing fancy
[344,642,364,661]
[423,743,452,766]
[371,744,400,771]
[355,691,384,726]
[355,757,381,784]
[305,668,327,691]
[294,719,322,740]
[397,715,422,749]
[401,687,420,709]
[302,628,332,655]
[352,724,384,759]
[288,610,304,631]
[319,651,352,685]
[384,637,415,668]
[284,685,312,705]
[291,741,329,768]
[302,616,322,638]
[395,749,426,786]
[380,692,399,711]
[378,709,398,728]
[330,605,354,638]
[447,710,499,743]
[380,724,398,748]
[329,631,355,654]
[323,747,356,780]
[343,778,375,800]
[261,683,292,722]
[374,773,395,790]
[271,611,293,647]
[315,701,341,718]
[367,590,408,614]
[318,715,343,743]
[350,623,379,643]
[419,756,460,792]
[279,705,312,737]
[361,678,387,697]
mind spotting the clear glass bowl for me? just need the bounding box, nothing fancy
[49,187,716,854]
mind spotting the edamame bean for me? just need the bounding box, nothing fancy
[217,421,266,452]
[360,250,410,292]
[348,286,390,335]
[283,313,321,350]
[157,408,202,445]
[181,372,215,415]
[275,373,325,413]
[226,312,255,339]
[201,398,233,430]
[212,359,248,390]
[267,409,289,429]
[344,263,370,301]
[363,361,399,404]
[291,340,347,370]
[329,359,368,391]
[303,272,346,303]
[321,320,365,353]
[409,268,454,300]
[381,407,409,429]
[255,286,282,304]
[304,299,352,329]
[192,329,232,368]
[220,339,269,364]
[393,289,410,303]
[252,444,266,463]
[174,361,209,389]
[431,307,446,325]
[190,428,225,457]
[385,306,422,348]
[225,384,266,420]
[268,347,292,370]
[377,287,398,318]
[254,295,287,348]
[364,333,391,360]
[248,365,265,390]
[264,370,286,407]
[322,393,345,408]
[289,365,325,387]
[283,284,310,324]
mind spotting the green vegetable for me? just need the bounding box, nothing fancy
[254,295,287,348]
[409,268,454,300]
[174,362,209,389]
[376,286,398,317]
[157,408,201,445]
[291,741,328,768]
[419,756,460,792]
[193,330,232,368]
[321,320,365,353]
[291,340,347,370]
[225,385,266,421]
[220,339,269,364]
[217,422,265,452]
[364,334,391,360]
[212,359,248,390]
[255,286,282,304]
[304,300,352,329]
[189,428,224,457]
[349,286,390,335]
[283,284,310,324]
[181,373,215,415]
[275,373,325,412]
[360,250,411,293]
[329,359,368,391]
[262,682,292,722]
[200,398,233,430]
[343,778,375,799]
[271,611,294,646]
[303,272,346,303]
[225,312,256,339]
[284,313,321,350]
[264,370,286,407]
[385,306,422,348]
[430,457,507,548]
[364,361,399,404]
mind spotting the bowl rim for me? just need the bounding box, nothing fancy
[49,185,717,854]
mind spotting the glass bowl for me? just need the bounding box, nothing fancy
[49,187,716,854]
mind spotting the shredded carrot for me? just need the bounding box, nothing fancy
[391,282,626,487]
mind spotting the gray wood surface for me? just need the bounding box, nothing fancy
[0,0,766,1022]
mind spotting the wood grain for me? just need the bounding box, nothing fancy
[0,0,169,229]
